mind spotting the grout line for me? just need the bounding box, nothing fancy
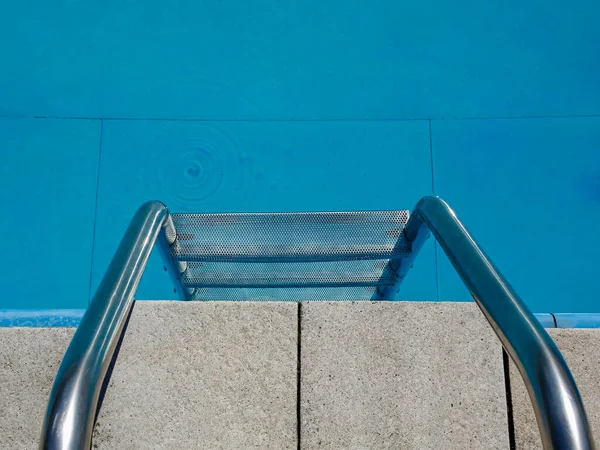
[1,114,600,122]
[502,350,517,450]
[4,115,429,122]
[428,120,440,300]
[87,119,104,305]
[427,113,600,121]
[428,119,435,194]
[297,302,302,450]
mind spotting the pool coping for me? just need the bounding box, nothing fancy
[2,308,600,328]
[0,309,85,327]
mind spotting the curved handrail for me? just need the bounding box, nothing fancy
[39,201,185,450]
[405,196,595,450]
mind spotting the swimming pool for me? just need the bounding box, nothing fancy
[1,0,599,312]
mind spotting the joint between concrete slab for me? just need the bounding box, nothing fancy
[297,302,302,450]
[502,350,517,450]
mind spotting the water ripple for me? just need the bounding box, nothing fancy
[155,124,250,210]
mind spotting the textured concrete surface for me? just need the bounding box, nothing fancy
[510,329,600,449]
[93,301,297,449]
[0,327,75,450]
[300,301,509,449]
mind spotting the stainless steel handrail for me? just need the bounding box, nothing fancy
[403,196,595,450]
[39,201,186,450]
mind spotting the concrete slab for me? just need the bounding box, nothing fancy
[510,329,600,449]
[0,327,75,450]
[300,301,509,449]
[94,301,297,450]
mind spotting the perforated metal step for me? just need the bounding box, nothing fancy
[188,286,381,301]
[182,260,398,288]
[170,210,411,300]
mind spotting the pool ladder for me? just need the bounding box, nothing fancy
[39,196,596,450]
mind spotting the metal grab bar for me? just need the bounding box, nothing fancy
[39,201,185,450]
[403,196,595,450]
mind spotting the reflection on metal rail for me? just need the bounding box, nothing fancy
[399,196,595,450]
[39,201,186,450]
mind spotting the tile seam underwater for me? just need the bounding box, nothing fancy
[1,114,600,122]
[87,119,104,305]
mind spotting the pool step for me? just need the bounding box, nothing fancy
[170,210,411,300]
[182,260,399,288]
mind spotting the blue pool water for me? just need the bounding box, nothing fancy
[1,0,599,313]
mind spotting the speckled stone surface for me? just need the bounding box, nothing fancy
[510,329,600,449]
[0,327,75,450]
[93,301,297,450]
[300,301,509,449]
